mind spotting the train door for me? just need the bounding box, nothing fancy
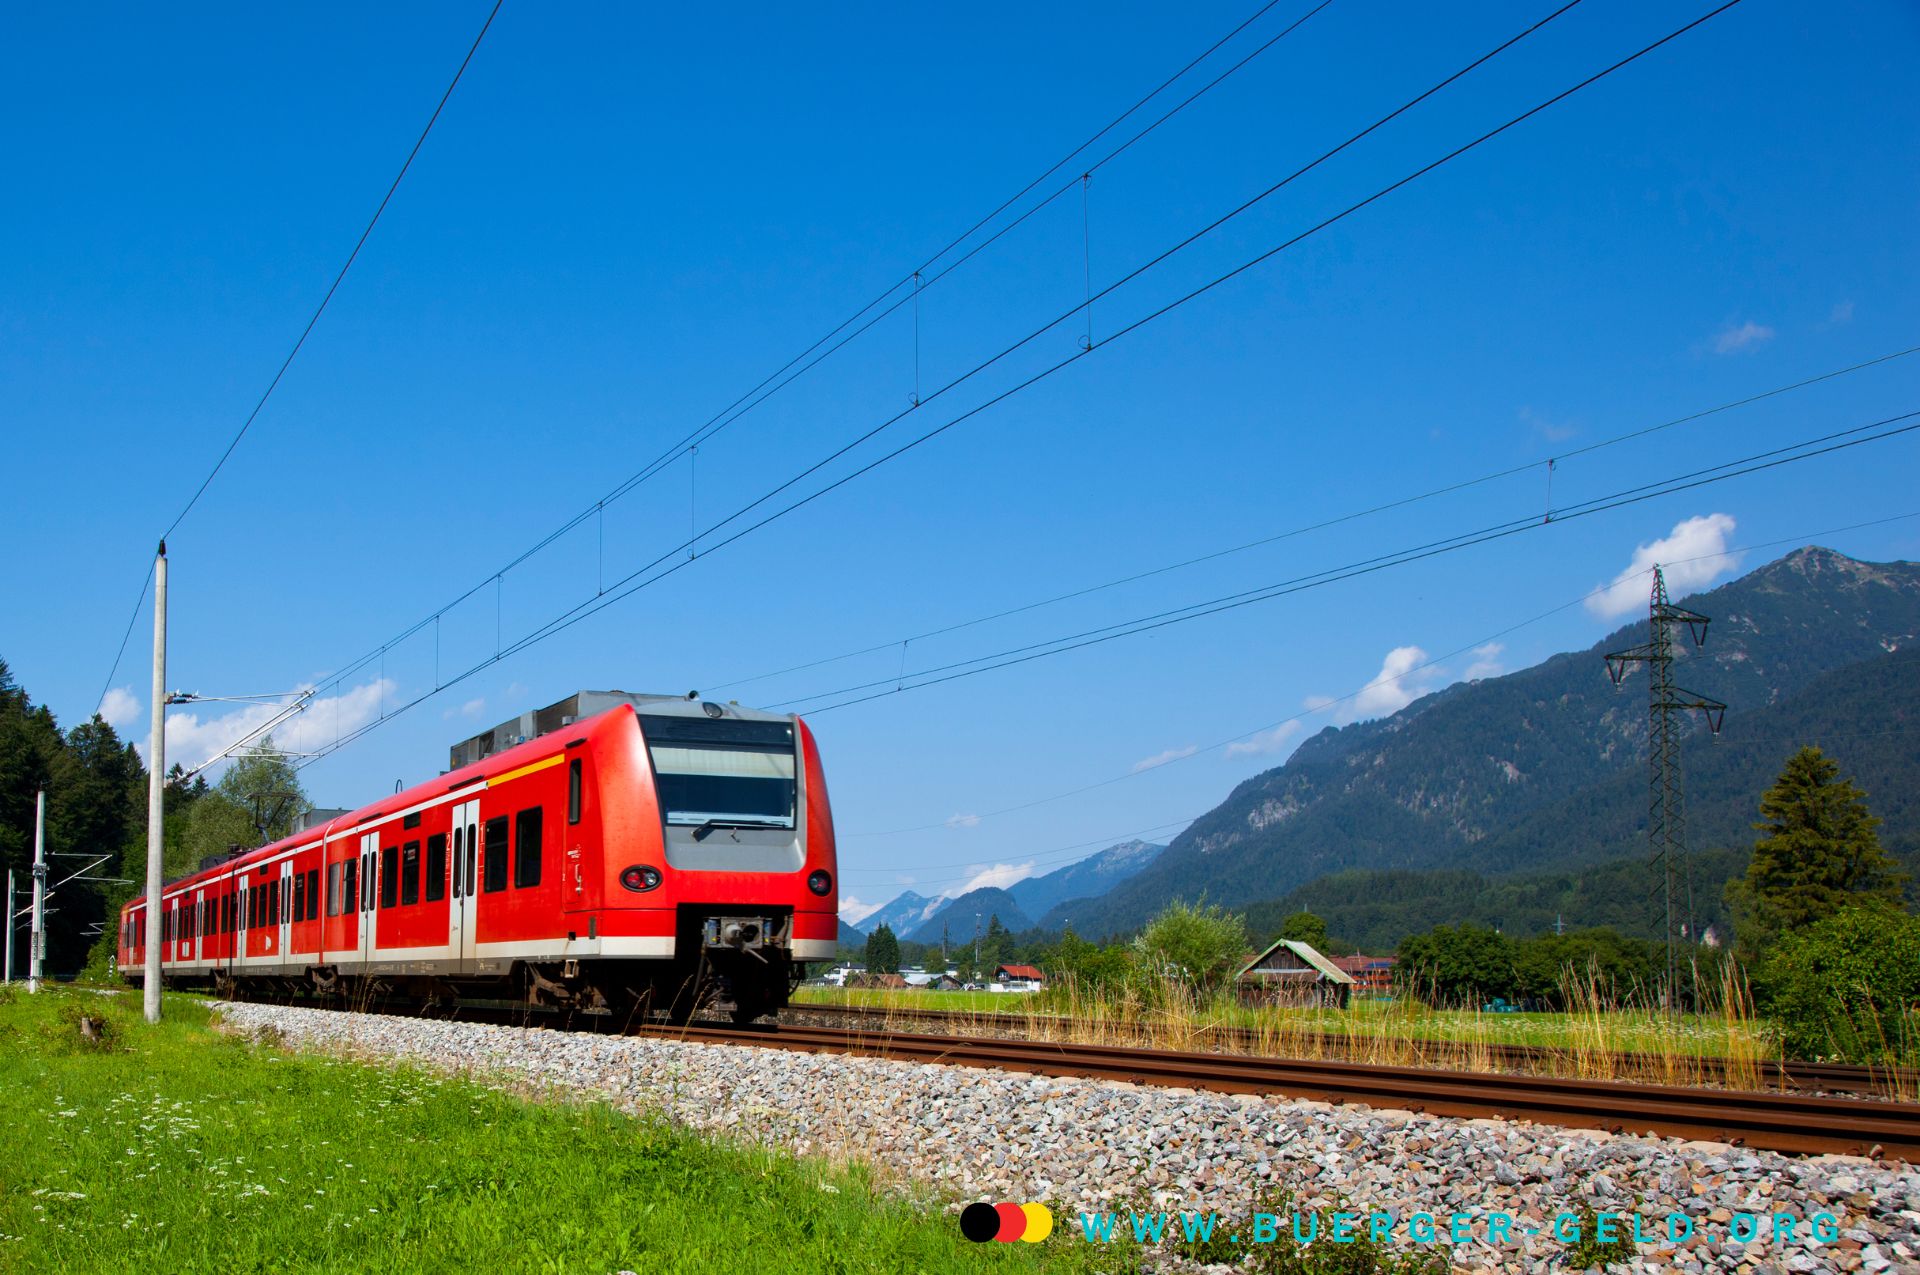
[450,799,479,969]
[194,888,206,966]
[278,860,293,968]
[359,832,378,967]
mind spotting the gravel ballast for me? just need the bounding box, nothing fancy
[213,1003,1920,1273]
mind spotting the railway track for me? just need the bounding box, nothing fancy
[640,1017,1920,1161]
[230,994,1920,1160]
[783,1001,1913,1098]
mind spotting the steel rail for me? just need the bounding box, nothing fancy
[783,1001,1911,1097]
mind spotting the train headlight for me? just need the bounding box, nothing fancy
[620,865,663,893]
[807,869,832,896]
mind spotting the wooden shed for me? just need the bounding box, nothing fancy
[1236,938,1354,1008]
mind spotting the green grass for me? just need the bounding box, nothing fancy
[0,984,1095,1274]
[792,987,1037,1013]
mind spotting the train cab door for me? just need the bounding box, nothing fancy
[449,799,479,970]
[193,888,206,966]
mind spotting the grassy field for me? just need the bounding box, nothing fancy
[792,987,1036,1014]
[0,984,1102,1274]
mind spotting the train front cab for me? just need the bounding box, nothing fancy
[581,701,838,1021]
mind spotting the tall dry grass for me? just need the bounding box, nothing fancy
[793,959,1864,1093]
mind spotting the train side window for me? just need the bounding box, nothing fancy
[451,827,462,896]
[403,812,422,830]
[567,759,582,825]
[482,817,509,893]
[380,846,398,910]
[514,808,542,889]
[325,864,338,918]
[401,841,421,906]
[226,893,235,933]
[306,869,318,918]
[293,873,307,923]
[466,825,478,897]
[343,860,358,915]
[425,834,447,903]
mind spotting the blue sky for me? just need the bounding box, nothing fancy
[3,1,1916,922]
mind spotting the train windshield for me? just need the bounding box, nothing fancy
[639,714,797,829]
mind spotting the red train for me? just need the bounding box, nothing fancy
[118,691,838,1021]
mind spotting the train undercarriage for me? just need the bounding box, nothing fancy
[140,952,805,1026]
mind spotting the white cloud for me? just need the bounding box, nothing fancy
[944,812,981,830]
[1713,320,1774,354]
[1464,642,1506,681]
[1585,514,1741,620]
[839,896,882,926]
[947,861,1037,898]
[1131,744,1197,773]
[1225,721,1302,759]
[442,697,486,721]
[1345,645,1435,723]
[145,678,395,774]
[505,682,530,701]
[98,687,141,731]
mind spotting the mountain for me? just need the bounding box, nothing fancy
[905,887,1033,946]
[837,919,867,946]
[849,890,944,938]
[1007,839,1165,920]
[1066,547,1920,936]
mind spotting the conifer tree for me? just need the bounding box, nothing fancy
[1726,746,1905,957]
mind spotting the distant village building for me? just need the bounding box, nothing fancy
[1236,939,1354,1008]
[992,963,1046,993]
[1329,954,1397,997]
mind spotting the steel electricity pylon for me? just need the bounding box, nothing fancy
[1604,565,1726,1008]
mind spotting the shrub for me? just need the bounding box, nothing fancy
[1758,904,1920,1063]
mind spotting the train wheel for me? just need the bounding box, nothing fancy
[730,993,772,1025]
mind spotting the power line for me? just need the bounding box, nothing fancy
[293,0,1744,766]
[301,402,1915,774]
[164,1,505,540]
[789,409,1920,713]
[93,2,505,710]
[296,0,1339,705]
[838,510,1920,839]
[708,344,1920,696]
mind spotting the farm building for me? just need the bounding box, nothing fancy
[1330,954,1397,996]
[993,963,1046,992]
[1236,939,1354,1007]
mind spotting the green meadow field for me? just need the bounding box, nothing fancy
[0,985,1095,1274]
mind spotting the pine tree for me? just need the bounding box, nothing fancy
[1726,746,1906,957]
[864,923,900,974]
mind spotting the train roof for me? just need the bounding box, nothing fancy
[445,690,791,771]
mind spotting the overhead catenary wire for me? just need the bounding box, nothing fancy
[289,0,1752,766]
[839,509,1920,842]
[708,343,1920,696]
[298,403,1916,771]
[301,0,1339,706]
[91,1,506,710]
